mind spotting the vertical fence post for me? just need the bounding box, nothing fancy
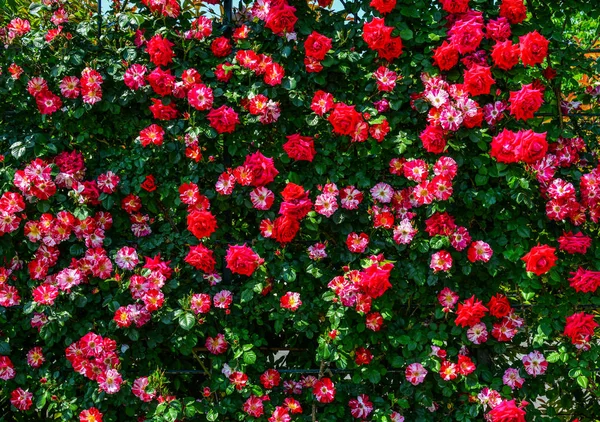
[97,0,102,41]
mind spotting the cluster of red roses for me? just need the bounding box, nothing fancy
[65,333,123,394]
[362,18,403,62]
[327,255,394,317]
[120,193,153,237]
[441,291,524,344]
[240,369,335,420]
[528,136,593,224]
[303,31,332,72]
[0,259,21,308]
[26,67,103,115]
[113,253,173,329]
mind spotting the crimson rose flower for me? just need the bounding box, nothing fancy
[499,0,527,24]
[455,296,488,327]
[140,175,156,192]
[377,36,403,62]
[518,129,548,163]
[360,262,393,299]
[265,3,297,35]
[557,231,592,254]
[487,400,526,422]
[491,40,520,71]
[207,105,239,134]
[210,37,232,57]
[281,183,307,201]
[362,18,392,51]
[420,125,447,154]
[283,134,316,162]
[185,244,216,273]
[463,64,495,97]
[519,31,549,67]
[487,294,512,318]
[147,67,175,96]
[509,84,544,121]
[146,34,174,67]
[304,31,332,61]
[439,0,469,14]
[225,244,264,276]
[521,244,557,275]
[187,210,218,239]
[369,0,396,15]
[244,151,279,186]
[328,103,364,136]
[273,215,301,244]
[149,98,178,120]
[563,312,598,346]
[433,41,459,71]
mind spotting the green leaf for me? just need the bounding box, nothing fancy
[577,375,589,389]
[243,350,257,365]
[179,313,195,331]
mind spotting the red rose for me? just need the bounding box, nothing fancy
[377,36,403,62]
[265,3,297,35]
[187,210,218,239]
[463,107,483,128]
[521,244,557,276]
[283,134,316,162]
[369,0,396,15]
[557,231,592,254]
[140,175,157,192]
[354,347,373,365]
[499,0,527,25]
[304,31,332,61]
[207,105,240,134]
[244,151,279,186]
[448,16,484,55]
[519,31,549,67]
[463,64,495,97]
[486,17,511,42]
[328,103,364,136]
[509,84,544,121]
[215,62,233,82]
[439,0,469,14]
[420,125,447,154]
[279,197,312,219]
[433,41,459,71]
[455,296,488,327]
[491,40,520,71]
[490,129,521,163]
[487,294,512,318]
[225,244,264,276]
[518,129,548,163]
[80,180,100,205]
[488,400,526,422]
[147,67,175,96]
[281,183,307,201]
[185,244,216,273]
[542,66,557,80]
[146,34,174,67]
[563,312,598,346]
[273,215,301,244]
[210,36,232,58]
[362,18,392,51]
[149,98,178,120]
[360,262,393,299]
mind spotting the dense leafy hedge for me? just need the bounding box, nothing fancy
[1,0,600,421]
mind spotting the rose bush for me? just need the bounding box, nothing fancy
[1,0,600,421]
